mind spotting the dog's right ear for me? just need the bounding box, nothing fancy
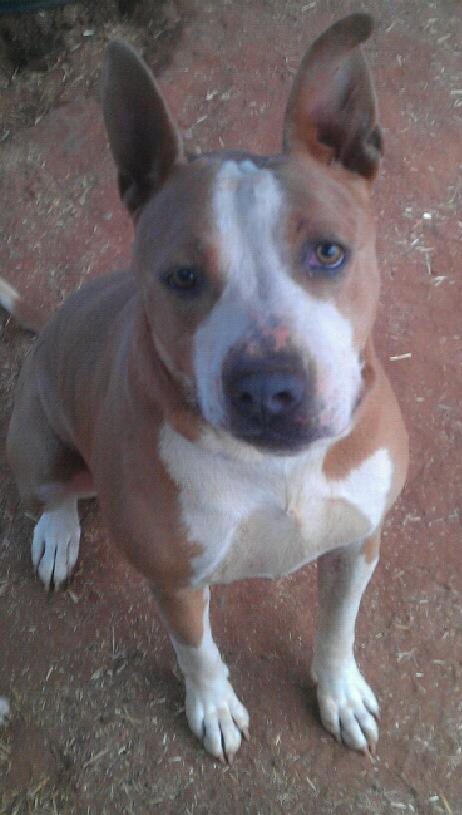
[102,41,183,214]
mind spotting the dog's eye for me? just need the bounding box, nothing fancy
[164,267,201,294]
[303,241,347,276]
[315,242,345,267]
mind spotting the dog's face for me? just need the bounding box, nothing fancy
[134,154,378,451]
[103,15,382,453]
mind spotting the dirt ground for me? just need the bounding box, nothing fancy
[0,0,461,813]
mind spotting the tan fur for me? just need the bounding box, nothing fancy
[277,157,380,351]
[361,529,381,565]
[3,18,408,758]
[154,587,207,646]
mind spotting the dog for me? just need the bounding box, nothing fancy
[1,14,408,762]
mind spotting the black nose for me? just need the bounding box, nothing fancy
[223,350,313,451]
[229,370,305,420]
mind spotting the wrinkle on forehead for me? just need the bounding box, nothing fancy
[213,160,284,301]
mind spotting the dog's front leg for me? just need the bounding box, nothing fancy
[155,585,249,762]
[311,534,380,753]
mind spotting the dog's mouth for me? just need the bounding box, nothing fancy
[218,357,370,455]
[226,419,330,454]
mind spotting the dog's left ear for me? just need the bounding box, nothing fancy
[102,41,184,214]
[283,14,382,180]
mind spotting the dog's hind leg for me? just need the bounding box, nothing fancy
[7,356,94,590]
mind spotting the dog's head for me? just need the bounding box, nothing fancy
[103,14,382,453]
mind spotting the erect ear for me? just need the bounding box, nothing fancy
[283,14,382,180]
[102,40,183,214]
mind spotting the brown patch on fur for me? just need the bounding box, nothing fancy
[329,180,380,351]
[135,159,225,386]
[95,427,203,590]
[202,240,222,283]
[267,323,291,351]
[278,156,379,354]
[88,309,204,589]
[323,341,409,509]
[154,587,206,646]
[361,529,381,564]
[94,411,203,590]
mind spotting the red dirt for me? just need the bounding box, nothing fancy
[0,1,461,813]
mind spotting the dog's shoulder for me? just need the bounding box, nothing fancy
[322,346,409,511]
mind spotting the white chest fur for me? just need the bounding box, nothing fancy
[159,424,392,586]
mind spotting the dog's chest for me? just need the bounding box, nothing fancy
[160,425,391,586]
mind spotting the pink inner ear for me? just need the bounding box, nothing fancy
[283,16,382,181]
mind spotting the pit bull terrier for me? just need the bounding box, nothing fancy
[1,14,408,761]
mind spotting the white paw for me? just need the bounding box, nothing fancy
[185,676,249,762]
[0,697,10,726]
[31,501,80,590]
[312,657,379,753]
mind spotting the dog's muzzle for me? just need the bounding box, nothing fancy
[223,349,319,452]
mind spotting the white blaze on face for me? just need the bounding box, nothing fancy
[193,160,282,426]
[193,160,362,436]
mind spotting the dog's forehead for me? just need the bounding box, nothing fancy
[148,152,362,226]
[210,159,284,292]
[137,153,369,287]
[207,156,367,300]
[207,153,365,240]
